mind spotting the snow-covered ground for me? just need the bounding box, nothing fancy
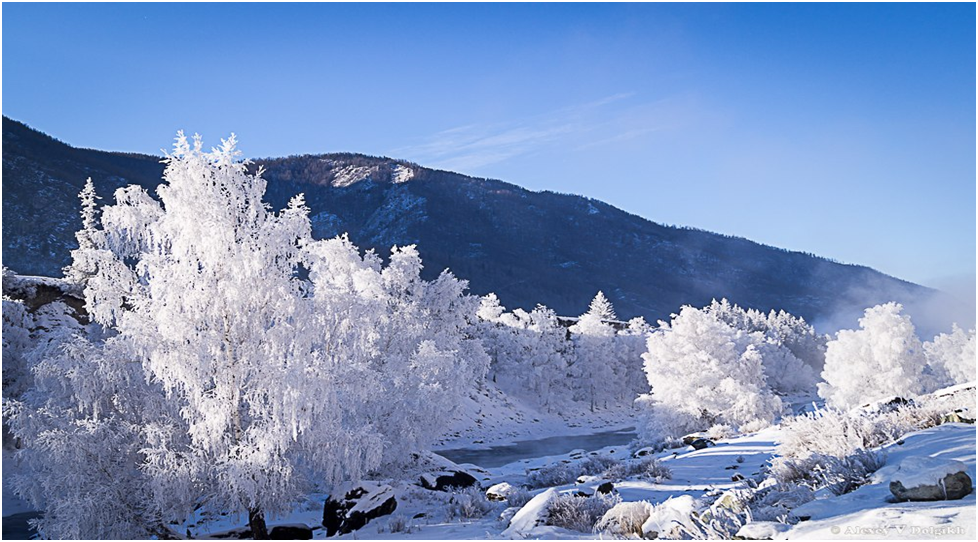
[785,423,975,540]
[5,416,974,540]
[163,414,975,540]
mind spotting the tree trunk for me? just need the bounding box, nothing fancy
[249,508,269,540]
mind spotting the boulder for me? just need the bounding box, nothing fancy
[633,447,656,458]
[269,524,313,540]
[419,469,478,491]
[888,457,973,502]
[689,438,714,451]
[485,482,516,502]
[576,474,602,485]
[502,488,557,538]
[322,482,397,536]
[596,482,615,494]
[735,521,791,540]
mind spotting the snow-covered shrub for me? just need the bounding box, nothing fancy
[925,325,976,386]
[605,457,673,483]
[772,448,883,496]
[819,303,930,409]
[639,458,673,483]
[706,424,736,441]
[446,486,494,520]
[819,450,886,495]
[526,463,576,488]
[545,492,619,532]
[775,406,916,466]
[384,514,412,534]
[638,306,783,445]
[526,455,618,488]
[506,486,532,508]
[594,500,652,537]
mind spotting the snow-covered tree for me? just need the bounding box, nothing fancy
[475,294,570,411]
[2,295,35,397]
[818,303,929,409]
[569,292,623,412]
[7,133,487,538]
[587,290,617,321]
[613,317,653,405]
[705,298,825,384]
[924,324,976,386]
[638,306,783,443]
[62,178,103,286]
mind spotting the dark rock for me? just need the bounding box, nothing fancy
[322,482,397,536]
[269,524,313,540]
[596,482,615,494]
[731,473,745,482]
[890,472,973,502]
[419,470,478,491]
[861,396,914,414]
[689,438,714,450]
[574,491,593,498]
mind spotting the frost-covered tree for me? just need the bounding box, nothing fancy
[924,324,976,386]
[611,317,652,406]
[307,241,489,464]
[569,292,622,412]
[62,178,102,285]
[2,271,87,399]
[2,291,34,397]
[587,291,617,321]
[638,306,783,443]
[475,294,570,411]
[705,298,824,387]
[8,134,487,538]
[819,303,929,409]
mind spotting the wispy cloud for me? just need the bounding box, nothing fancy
[574,126,663,151]
[391,92,672,173]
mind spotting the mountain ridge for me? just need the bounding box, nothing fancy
[1,115,929,324]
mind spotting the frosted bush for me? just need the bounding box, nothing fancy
[706,424,736,441]
[526,463,576,488]
[545,492,619,532]
[640,458,673,482]
[772,449,884,495]
[606,457,673,483]
[526,455,618,488]
[446,486,494,520]
[505,486,532,508]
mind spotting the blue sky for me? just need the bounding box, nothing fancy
[3,2,975,289]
